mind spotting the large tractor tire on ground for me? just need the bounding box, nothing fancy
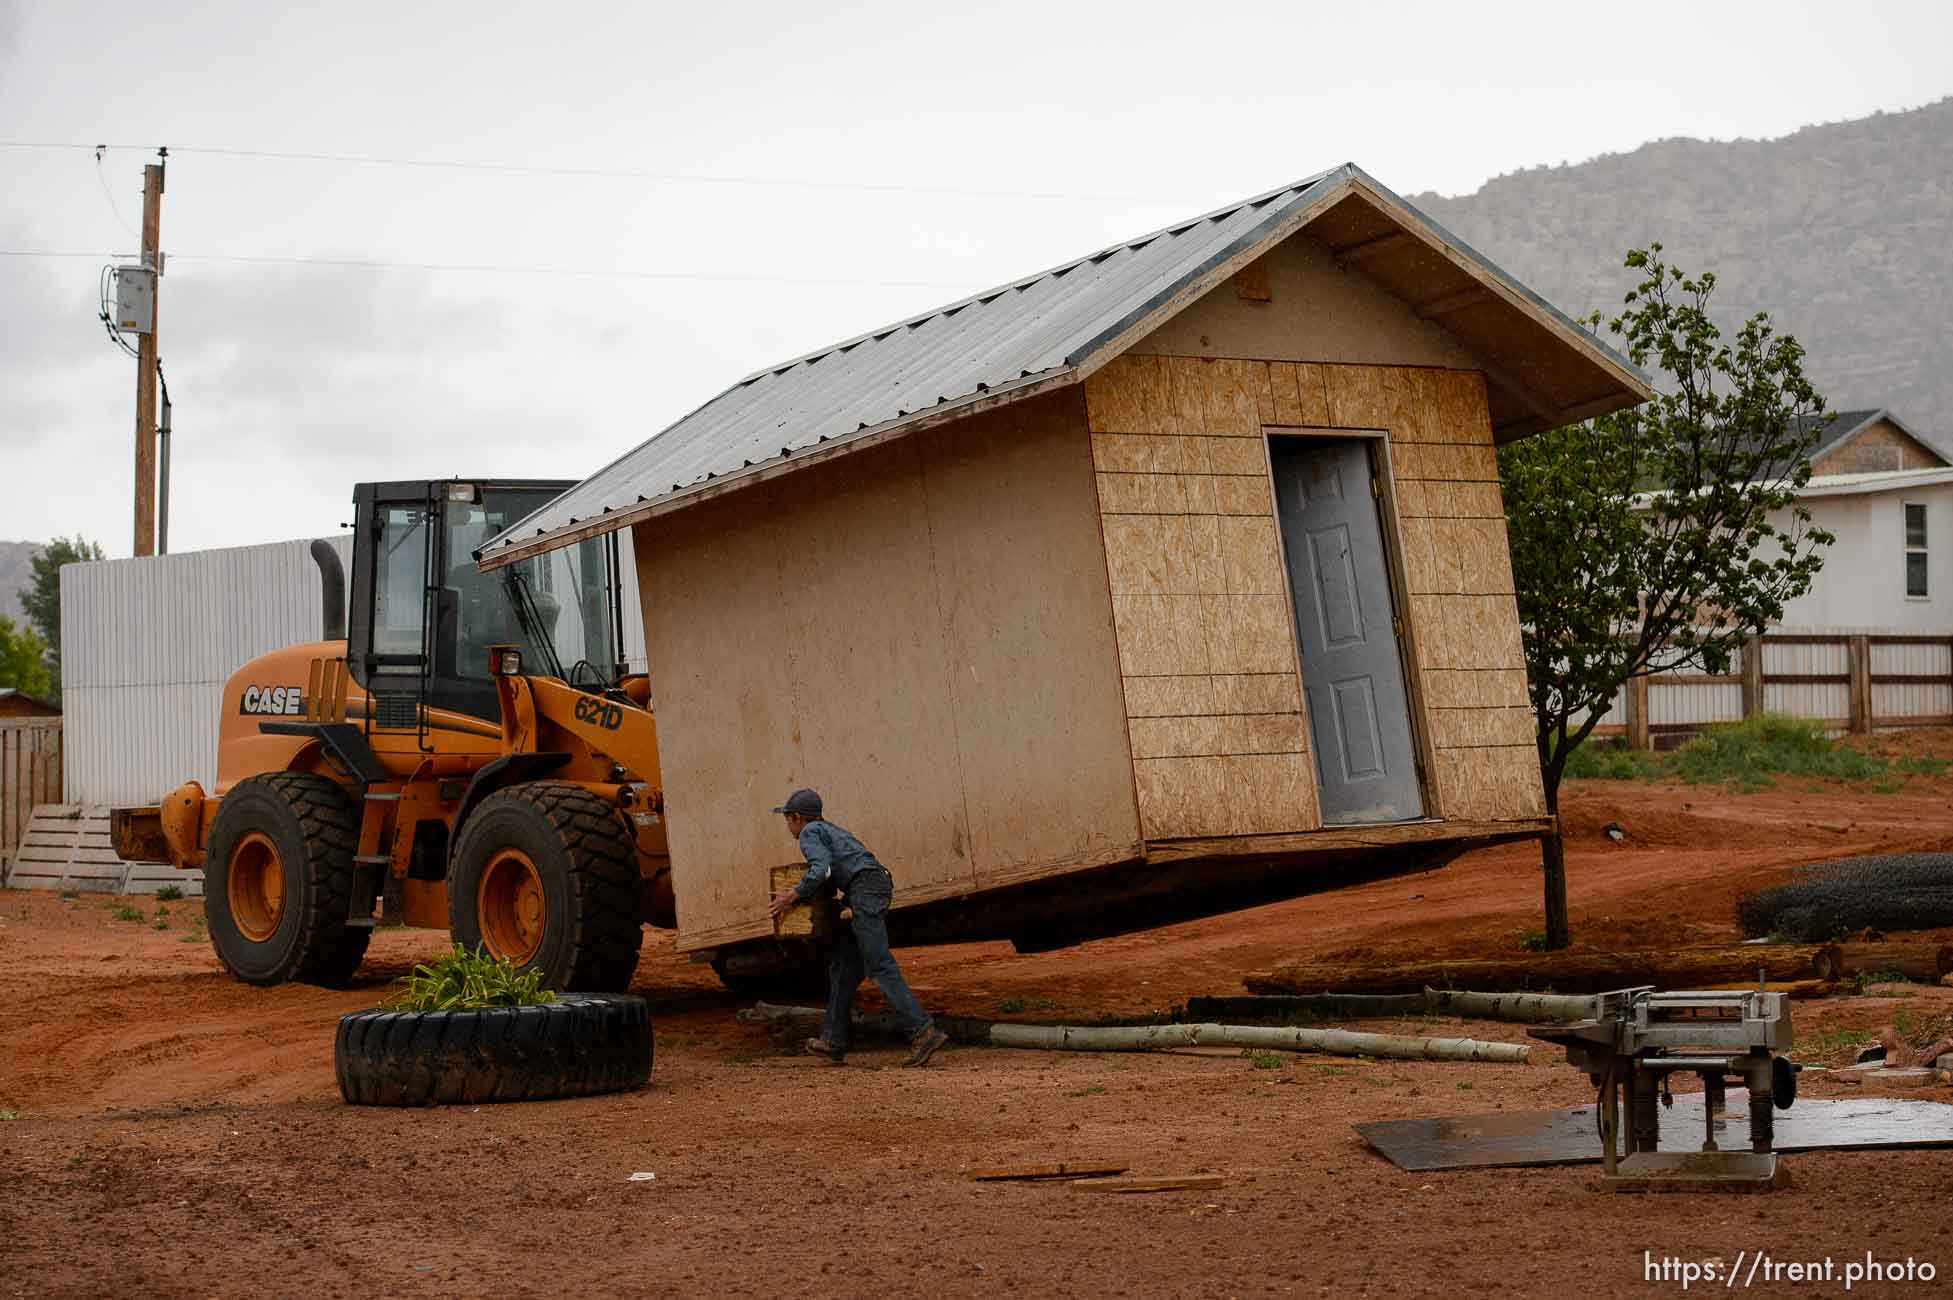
[711,940,834,1001]
[202,772,371,987]
[334,993,652,1106]
[448,781,643,992]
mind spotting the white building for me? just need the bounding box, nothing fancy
[1768,410,1952,632]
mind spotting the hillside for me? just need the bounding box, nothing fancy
[1411,97,1953,429]
[0,540,40,622]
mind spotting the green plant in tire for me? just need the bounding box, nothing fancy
[386,944,556,1011]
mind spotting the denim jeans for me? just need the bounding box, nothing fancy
[823,869,933,1051]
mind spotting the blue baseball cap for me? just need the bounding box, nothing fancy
[771,788,823,818]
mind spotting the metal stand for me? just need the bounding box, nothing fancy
[1534,989,1795,1192]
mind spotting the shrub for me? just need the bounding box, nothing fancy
[385,945,555,1011]
[1672,715,1881,786]
[154,884,184,902]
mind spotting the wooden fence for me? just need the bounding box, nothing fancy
[1597,633,1953,749]
[1,718,62,881]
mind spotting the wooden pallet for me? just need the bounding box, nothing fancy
[1,804,203,897]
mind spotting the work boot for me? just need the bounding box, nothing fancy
[803,1037,845,1065]
[902,1026,950,1068]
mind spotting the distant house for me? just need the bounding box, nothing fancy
[0,688,60,718]
[1774,409,1953,633]
[1602,408,1953,745]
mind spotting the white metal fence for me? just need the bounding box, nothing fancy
[1594,633,1953,747]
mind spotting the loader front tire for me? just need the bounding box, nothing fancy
[203,772,370,987]
[448,782,643,992]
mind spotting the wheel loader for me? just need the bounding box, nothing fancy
[110,478,703,992]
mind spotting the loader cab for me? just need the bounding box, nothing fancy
[346,479,625,730]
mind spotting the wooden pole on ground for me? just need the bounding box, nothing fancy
[1243,943,1842,996]
[739,1003,1531,1063]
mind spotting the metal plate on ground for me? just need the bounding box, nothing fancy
[1356,1091,1953,1172]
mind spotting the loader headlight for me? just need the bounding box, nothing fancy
[490,647,523,677]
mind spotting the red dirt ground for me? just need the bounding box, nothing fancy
[5,753,1953,1298]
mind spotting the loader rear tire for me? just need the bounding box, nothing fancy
[448,782,643,992]
[203,772,370,987]
[334,993,652,1106]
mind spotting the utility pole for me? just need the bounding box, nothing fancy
[132,152,165,557]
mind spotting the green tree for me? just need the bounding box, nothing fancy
[1499,246,1834,950]
[21,535,105,701]
[0,614,52,699]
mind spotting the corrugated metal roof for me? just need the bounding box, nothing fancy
[481,163,1647,567]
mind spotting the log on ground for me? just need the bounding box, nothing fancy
[1184,993,1428,1022]
[1828,942,1953,983]
[739,1003,1529,1062]
[1244,944,1842,996]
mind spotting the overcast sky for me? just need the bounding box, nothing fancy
[3,0,1949,557]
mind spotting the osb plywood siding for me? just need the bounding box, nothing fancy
[1086,353,1317,840]
[1084,354,1544,837]
[634,390,1140,949]
[1340,365,1544,822]
[1812,419,1947,475]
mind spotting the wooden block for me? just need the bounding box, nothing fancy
[972,1161,1130,1182]
[1112,594,1210,676]
[1129,715,1229,760]
[1213,474,1272,516]
[1072,1174,1226,1194]
[1123,674,1217,718]
[1234,260,1273,303]
[1213,673,1301,715]
[1224,752,1318,834]
[1084,354,1172,435]
[769,864,840,938]
[1219,515,1284,596]
[1133,755,1231,839]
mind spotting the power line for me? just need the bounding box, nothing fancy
[0,246,978,290]
[0,140,1202,206]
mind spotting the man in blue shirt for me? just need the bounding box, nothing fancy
[767,788,949,1067]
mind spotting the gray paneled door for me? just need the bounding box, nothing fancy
[1270,437,1425,825]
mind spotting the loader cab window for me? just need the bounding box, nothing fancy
[446,492,616,686]
[350,479,616,727]
[372,506,432,665]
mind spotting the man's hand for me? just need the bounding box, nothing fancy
[768,886,802,920]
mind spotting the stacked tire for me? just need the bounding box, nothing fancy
[335,993,653,1106]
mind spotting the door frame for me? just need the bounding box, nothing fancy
[1260,426,1440,823]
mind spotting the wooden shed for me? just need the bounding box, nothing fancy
[481,164,1650,957]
